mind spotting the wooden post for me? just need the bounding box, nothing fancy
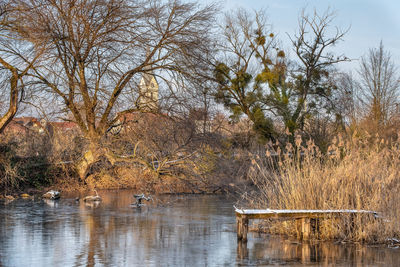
[236,216,242,240]
[303,218,311,240]
[237,215,249,241]
[296,218,311,240]
[310,218,319,239]
[242,215,249,241]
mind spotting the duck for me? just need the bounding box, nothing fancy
[131,193,151,207]
[83,190,102,202]
[42,190,60,200]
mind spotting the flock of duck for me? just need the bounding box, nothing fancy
[2,190,152,207]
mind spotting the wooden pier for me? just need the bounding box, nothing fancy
[235,208,378,241]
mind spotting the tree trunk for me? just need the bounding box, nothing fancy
[0,77,18,134]
[76,139,117,181]
[77,149,97,181]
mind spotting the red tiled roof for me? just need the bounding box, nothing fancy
[49,121,78,130]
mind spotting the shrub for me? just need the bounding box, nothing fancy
[0,144,24,193]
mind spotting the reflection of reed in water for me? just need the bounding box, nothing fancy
[236,235,400,266]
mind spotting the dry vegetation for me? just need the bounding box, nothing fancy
[245,133,400,243]
[0,115,253,194]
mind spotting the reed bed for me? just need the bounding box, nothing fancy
[247,135,400,243]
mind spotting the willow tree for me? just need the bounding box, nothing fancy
[9,0,217,179]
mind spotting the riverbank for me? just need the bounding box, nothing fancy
[0,165,243,199]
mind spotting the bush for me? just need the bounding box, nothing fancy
[0,144,24,193]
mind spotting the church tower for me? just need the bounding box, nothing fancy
[137,54,159,112]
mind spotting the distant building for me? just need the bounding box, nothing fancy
[6,117,43,135]
[136,69,158,112]
[4,117,79,137]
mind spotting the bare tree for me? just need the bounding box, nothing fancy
[214,8,278,142]
[358,42,400,127]
[287,8,349,135]
[9,0,217,179]
[331,72,358,127]
[0,2,39,133]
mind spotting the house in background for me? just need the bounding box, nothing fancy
[4,117,79,137]
[5,117,44,135]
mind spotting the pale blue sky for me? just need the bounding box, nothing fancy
[215,0,400,72]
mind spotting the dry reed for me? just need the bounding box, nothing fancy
[248,134,400,243]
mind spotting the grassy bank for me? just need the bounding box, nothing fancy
[246,135,400,244]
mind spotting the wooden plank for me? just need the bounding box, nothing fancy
[296,218,302,239]
[235,208,378,220]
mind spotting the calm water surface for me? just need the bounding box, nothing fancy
[0,191,399,266]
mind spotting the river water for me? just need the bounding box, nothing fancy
[0,191,399,266]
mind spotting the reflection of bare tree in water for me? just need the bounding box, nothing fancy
[86,216,104,267]
[73,206,115,266]
[72,192,160,266]
[73,212,101,266]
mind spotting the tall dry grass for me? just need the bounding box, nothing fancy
[248,134,400,243]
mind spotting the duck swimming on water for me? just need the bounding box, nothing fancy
[42,190,60,200]
[131,194,151,207]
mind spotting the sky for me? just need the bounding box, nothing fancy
[216,0,400,73]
